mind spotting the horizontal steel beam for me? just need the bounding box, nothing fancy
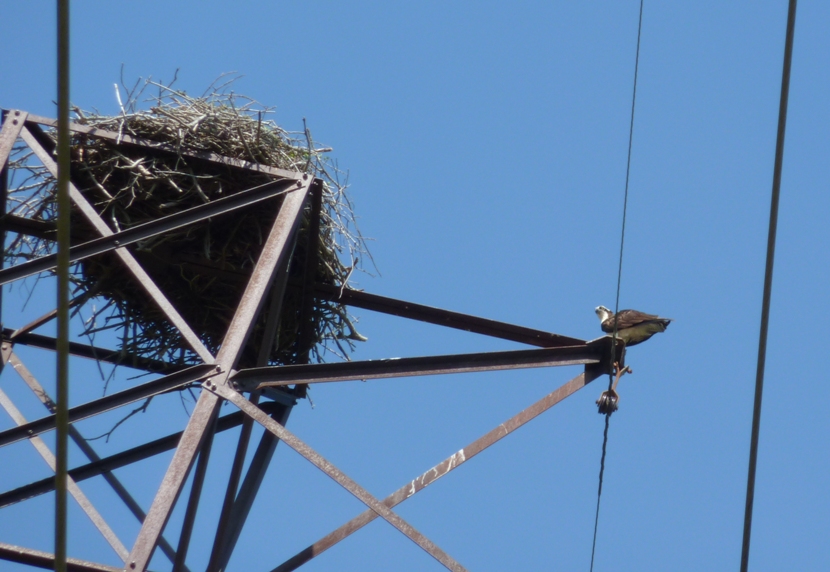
[0,178,301,286]
[0,213,59,240]
[0,401,286,508]
[24,113,303,181]
[0,542,119,572]
[310,283,586,348]
[231,344,602,390]
[3,329,181,372]
[0,363,217,448]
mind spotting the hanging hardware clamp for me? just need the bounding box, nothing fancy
[596,362,632,415]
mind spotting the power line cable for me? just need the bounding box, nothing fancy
[589,0,644,570]
[55,2,71,572]
[740,1,797,570]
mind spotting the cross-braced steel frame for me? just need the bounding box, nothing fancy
[0,109,622,572]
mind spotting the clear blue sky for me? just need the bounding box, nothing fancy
[1,1,829,571]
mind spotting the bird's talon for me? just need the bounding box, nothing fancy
[611,362,632,392]
[596,362,632,415]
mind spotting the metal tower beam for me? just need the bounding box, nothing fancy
[126,177,311,572]
[19,126,215,362]
[208,381,467,572]
[231,343,603,389]
[273,365,603,571]
[0,106,615,572]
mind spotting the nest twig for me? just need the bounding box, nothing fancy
[4,76,371,368]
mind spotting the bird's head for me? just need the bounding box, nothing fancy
[595,305,613,322]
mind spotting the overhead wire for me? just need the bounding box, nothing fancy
[589,0,645,570]
[740,1,798,570]
[55,1,72,571]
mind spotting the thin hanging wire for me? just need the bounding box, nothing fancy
[589,414,611,572]
[589,0,644,570]
[740,1,797,570]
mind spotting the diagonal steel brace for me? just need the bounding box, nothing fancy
[125,179,311,572]
[18,126,214,362]
[0,178,300,287]
[272,366,602,571]
[1,345,187,569]
[206,380,468,572]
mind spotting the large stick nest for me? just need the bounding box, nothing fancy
[5,79,370,368]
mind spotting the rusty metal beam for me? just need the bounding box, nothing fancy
[210,401,293,572]
[2,348,187,569]
[0,542,120,572]
[19,126,214,362]
[311,283,585,347]
[209,381,467,572]
[126,180,311,572]
[3,328,180,373]
[207,240,298,569]
[0,178,299,287]
[8,295,85,339]
[231,344,601,390]
[273,367,601,571]
[293,180,323,399]
[0,213,58,240]
[0,402,281,509]
[204,393,261,572]
[207,242,303,571]
[0,387,130,562]
[0,110,27,167]
[173,417,218,572]
[0,363,217,448]
[25,113,302,181]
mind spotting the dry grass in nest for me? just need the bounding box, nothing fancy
[4,77,370,369]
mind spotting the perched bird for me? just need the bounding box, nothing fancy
[595,305,672,346]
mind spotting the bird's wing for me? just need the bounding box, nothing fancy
[613,309,660,329]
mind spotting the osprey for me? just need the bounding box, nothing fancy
[595,306,672,347]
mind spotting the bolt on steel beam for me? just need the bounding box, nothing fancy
[0,110,27,167]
